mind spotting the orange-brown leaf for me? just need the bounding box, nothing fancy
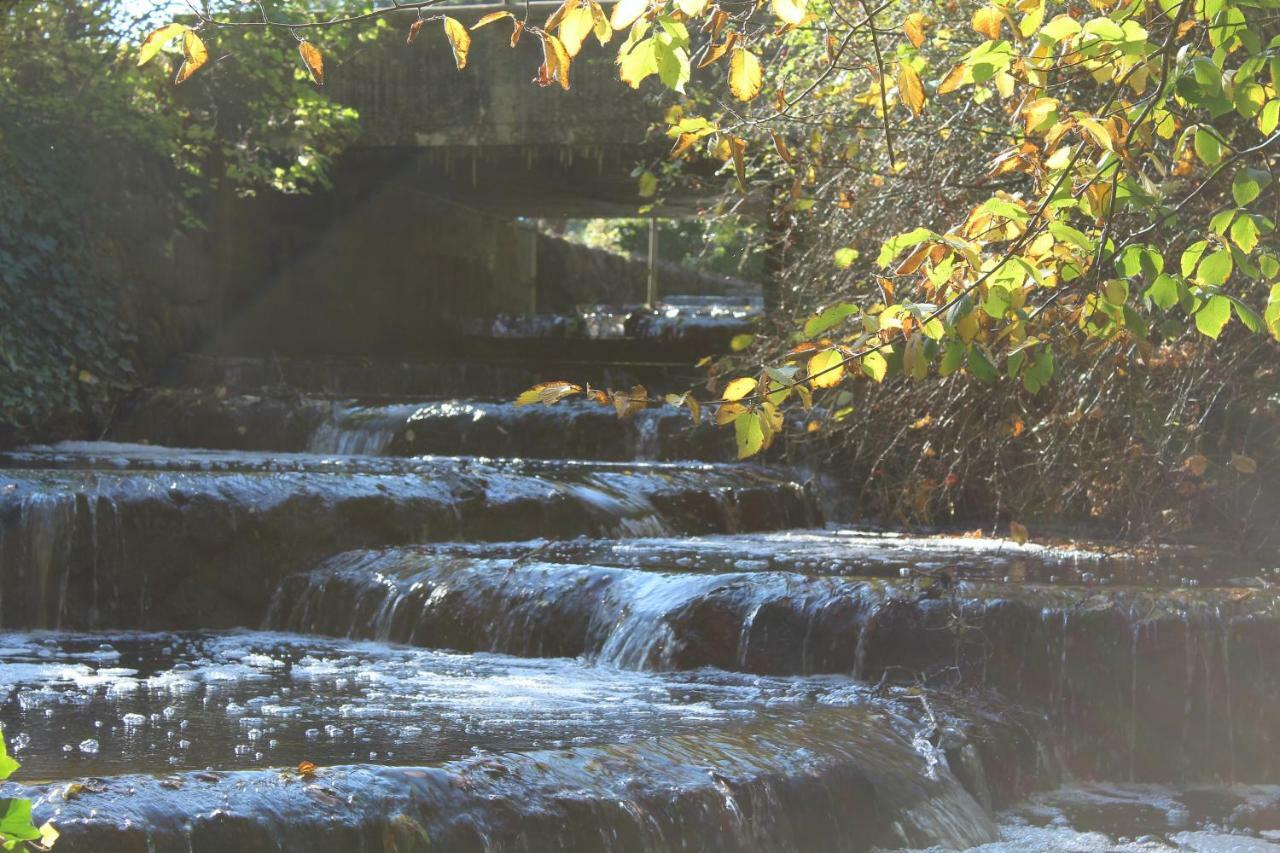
[727,135,748,192]
[298,40,324,85]
[769,130,794,163]
[541,33,572,89]
[903,12,928,47]
[971,5,1003,40]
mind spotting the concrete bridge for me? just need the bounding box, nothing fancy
[325,5,708,218]
[205,8,738,360]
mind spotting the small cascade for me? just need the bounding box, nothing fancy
[113,391,730,461]
[305,403,414,455]
[267,545,1280,783]
[0,446,815,631]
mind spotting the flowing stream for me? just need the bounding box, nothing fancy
[1,299,1278,851]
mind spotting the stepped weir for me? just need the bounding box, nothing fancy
[3,295,1280,851]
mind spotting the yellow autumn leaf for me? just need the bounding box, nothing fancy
[174,30,209,85]
[298,40,324,85]
[728,48,762,101]
[472,10,514,29]
[515,382,584,406]
[559,6,595,56]
[611,0,649,30]
[618,38,657,88]
[1074,114,1113,151]
[722,377,758,401]
[903,12,928,47]
[772,0,807,26]
[716,402,747,425]
[138,23,187,67]
[971,5,1004,40]
[807,349,845,389]
[898,63,925,115]
[443,17,471,70]
[589,2,612,44]
[677,0,710,16]
[544,0,576,31]
[1022,97,1058,133]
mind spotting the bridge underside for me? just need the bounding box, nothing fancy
[197,7,744,359]
[336,145,720,219]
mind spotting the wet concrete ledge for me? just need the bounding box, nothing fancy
[108,391,733,461]
[7,703,1044,853]
[272,548,1280,783]
[0,445,815,631]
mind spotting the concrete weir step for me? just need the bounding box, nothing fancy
[269,538,1280,783]
[109,390,734,462]
[0,631,1048,853]
[165,353,700,400]
[0,443,815,630]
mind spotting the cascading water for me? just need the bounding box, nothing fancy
[2,299,1278,851]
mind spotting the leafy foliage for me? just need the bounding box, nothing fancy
[0,1,358,443]
[0,728,55,851]
[160,0,1278,464]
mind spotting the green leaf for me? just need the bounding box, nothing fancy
[1145,273,1181,310]
[1194,128,1222,165]
[0,798,40,845]
[1196,249,1233,286]
[1194,293,1232,339]
[833,247,859,269]
[967,345,997,382]
[1230,296,1262,333]
[637,170,659,198]
[653,36,691,92]
[804,303,859,337]
[1232,167,1271,207]
[1181,241,1208,277]
[1230,214,1260,253]
[1260,100,1280,135]
[861,350,888,382]
[734,411,766,459]
[877,227,934,268]
[0,730,16,783]
[729,333,755,352]
[939,340,965,375]
[1264,283,1280,340]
